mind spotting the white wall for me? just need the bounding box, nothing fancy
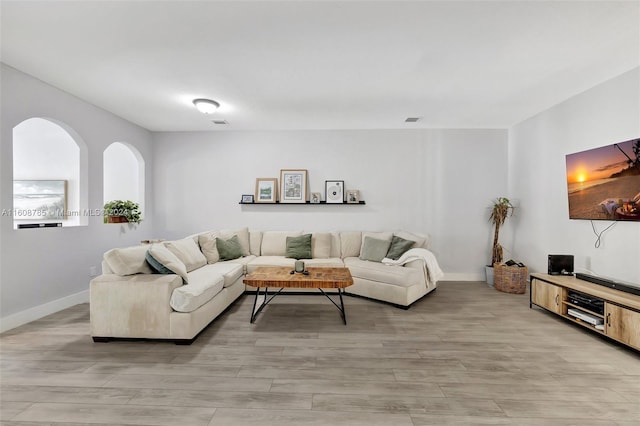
[152,129,508,279]
[0,64,154,330]
[508,68,640,284]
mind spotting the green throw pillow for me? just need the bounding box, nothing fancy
[386,236,416,260]
[216,235,244,261]
[359,236,392,262]
[285,234,312,259]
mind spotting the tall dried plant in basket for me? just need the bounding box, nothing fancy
[489,197,514,265]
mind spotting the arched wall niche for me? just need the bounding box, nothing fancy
[12,117,88,227]
[103,142,145,217]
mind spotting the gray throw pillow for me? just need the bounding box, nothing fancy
[216,235,244,261]
[285,234,312,259]
[386,236,416,260]
[359,236,392,262]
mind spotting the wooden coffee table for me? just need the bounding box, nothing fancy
[243,266,354,324]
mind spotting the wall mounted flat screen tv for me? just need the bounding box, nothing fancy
[565,138,640,221]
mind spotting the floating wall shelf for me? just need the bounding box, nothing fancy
[239,201,366,205]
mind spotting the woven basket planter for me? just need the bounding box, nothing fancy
[494,263,528,294]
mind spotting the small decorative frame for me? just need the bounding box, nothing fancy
[280,169,308,203]
[346,189,360,204]
[325,180,344,204]
[310,192,321,204]
[255,178,278,203]
[241,194,254,203]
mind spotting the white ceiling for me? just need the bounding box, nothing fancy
[1,1,639,132]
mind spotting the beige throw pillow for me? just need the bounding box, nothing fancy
[198,231,220,264]
[146,244,189,283]
[104,245,153,276]
[165,238,207,272]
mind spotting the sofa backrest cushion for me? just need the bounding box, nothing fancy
[360,236,393,262]
[329,232,341,258]
[394,231,429,249]
[165,238,207,272]
[249,230,263,256]
[261,231,302,256]
[219,227,251,256]
[311,232,332,259]
[104,245,153,276]
[286,234,312,259]
[340,231,362,258]
[146,243,189,283]
[198,231,219,264]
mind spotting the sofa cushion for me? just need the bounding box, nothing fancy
[344,257,423,288]
[197,262,244,288]
[261,231,302,256]
[249,231,263,256]
[222,255,256,274]
[329,232,341,258]
[304,258,345,268]
[104,245,153,276]
[311,232,332,259]
[220,227,251,256]
[340,231,362,258]
[216,235,244,261]
[359,236,392,262]
[170,269,224,312]
[246,256,296,273]
[386,236,416,260]
[146,244,189,283]
[165,238,207,272]
[286,234,312,259]
[198,231,220,264]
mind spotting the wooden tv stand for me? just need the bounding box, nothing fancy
[530,273,640,351]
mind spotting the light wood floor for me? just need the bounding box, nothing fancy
[1,281,639,425]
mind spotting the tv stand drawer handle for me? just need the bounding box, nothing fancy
[606,312,611,327]
[555,294,559,306]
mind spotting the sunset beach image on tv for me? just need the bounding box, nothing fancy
[566,138,640,221]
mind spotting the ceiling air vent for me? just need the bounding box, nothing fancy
[405,117,422,123]
[211,119,229,125]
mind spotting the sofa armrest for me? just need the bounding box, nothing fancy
[89,274,183,338]
[403,259,424,270]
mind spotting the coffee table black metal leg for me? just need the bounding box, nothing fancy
[318,288,348,325]
[339,288,347,325]
[250,287,285,323]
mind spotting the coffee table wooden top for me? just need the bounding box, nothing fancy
[244,266,353,289]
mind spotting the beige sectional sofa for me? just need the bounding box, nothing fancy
[90,228,441,344]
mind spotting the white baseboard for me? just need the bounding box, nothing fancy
[442,272,486,282]
[0,289,89,333]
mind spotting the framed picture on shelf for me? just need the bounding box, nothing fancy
[241,194,254,203]
[255,178,278,203]
[346,189,360,204]
[325,180,344,204]
[280,169,308,203]
[310,192,321,204]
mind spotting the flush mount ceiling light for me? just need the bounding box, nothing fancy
[192,98,220,114]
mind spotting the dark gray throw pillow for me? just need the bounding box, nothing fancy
[216,235,244,261]
[285,234,312,259]
[386,235,416,260]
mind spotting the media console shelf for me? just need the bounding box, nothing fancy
[530,273,640,351]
